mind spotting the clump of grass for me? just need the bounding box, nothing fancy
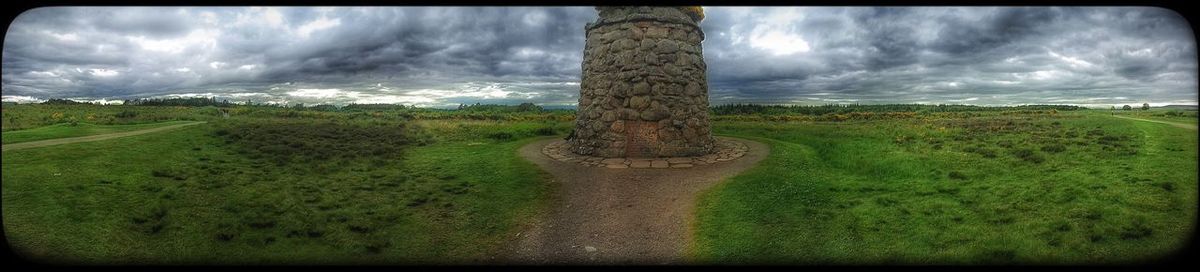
[362,239,392,254]
[214,222,239,242]
[130,205,169,235]
[1011,148,1045,163]
[1097,135,1122,145]
[1041,144,1067,153]
[996,140,1014,148]
[1153,181,1176,192]
[948,171,968,180]
[962,145,998,158]
[486,132,514,140]
[150,168,188,180]
[1120,220,1154,240]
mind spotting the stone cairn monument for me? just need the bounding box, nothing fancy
[543,6,747,169]
[567,6,714,158]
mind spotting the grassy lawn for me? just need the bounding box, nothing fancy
[694,112,1197,264]
[1,121,201,144]
[2,119,559,264]
[3,103,1194,265]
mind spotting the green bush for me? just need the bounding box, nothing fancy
[534,126,557,136]
[487,132,514,141]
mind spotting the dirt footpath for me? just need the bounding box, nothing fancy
[500,136,768,265]
[1111,115,1198,130]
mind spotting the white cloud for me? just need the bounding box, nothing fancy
[296,17,341,38]
[44,31,78,41]
[88,69,119,77]
[129,29,219,53]
[748,27,811,56]
[288,88,358,99]
[1,95,46,103]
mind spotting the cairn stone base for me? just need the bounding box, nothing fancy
[546,137,747,169]
[567,6,714,158]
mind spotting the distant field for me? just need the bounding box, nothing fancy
[1,121,200,144]
[0,104,221,131]
[694,110,1197,264]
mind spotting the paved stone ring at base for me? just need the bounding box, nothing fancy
[541,137,749,169]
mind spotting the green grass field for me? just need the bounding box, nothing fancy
[1,121,200,144]
[1,105,1195,264]
[2,117,563,264]
[693,111,1197,264]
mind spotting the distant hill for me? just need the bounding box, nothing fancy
[1159,105,1199,110]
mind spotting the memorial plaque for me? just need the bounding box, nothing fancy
[625,121,658,157]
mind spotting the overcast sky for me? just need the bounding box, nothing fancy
[2,6,1195,107]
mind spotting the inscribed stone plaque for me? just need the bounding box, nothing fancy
[625,121,659,157]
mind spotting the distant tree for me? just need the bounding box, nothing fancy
[309,104,339,111]
[42,98,89,105]
[1142,103,1150,110]
[1122,105,1133,111]
[515,102,543,112]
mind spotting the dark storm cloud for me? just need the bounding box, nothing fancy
[928,7,1059,57]
[698,7,1195,106]
[2,6,1195,107]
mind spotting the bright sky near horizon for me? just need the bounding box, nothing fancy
[2,7,1196,108]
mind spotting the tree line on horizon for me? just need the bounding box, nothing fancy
[20,97,1192,115]
[708,103,1085,115]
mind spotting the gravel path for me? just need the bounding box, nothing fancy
[1111,115,1198,130]
[499,136,768,265]
[1,121,206,152]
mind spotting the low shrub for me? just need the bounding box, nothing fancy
[534,126,557,136]
[487,132,514,140]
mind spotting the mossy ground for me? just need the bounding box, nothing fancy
[692,111,1197,264]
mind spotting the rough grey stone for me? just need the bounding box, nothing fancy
[568,6,714,158]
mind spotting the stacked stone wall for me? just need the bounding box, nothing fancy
[567,7,714,158]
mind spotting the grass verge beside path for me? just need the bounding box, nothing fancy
[693,114,1197,264]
